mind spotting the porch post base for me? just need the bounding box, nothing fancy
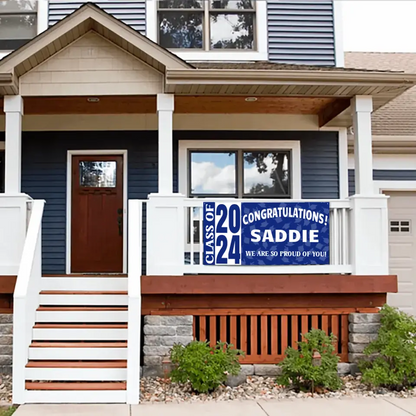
[349,195,389,275]
[146,193,185,276]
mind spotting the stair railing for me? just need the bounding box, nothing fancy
[13,200,45,404]
[127,200,144,404]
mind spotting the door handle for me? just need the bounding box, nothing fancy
[117,209,123,236]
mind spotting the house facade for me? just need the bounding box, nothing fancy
[0,0,412,406]
[345,52,416,317]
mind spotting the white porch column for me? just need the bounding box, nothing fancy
[351,95,373,195]
[349,95,389,275]
[147,94,184,275]
[4,95,23,194]
[157,93,174,195]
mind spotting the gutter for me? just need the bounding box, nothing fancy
[166,69,416,86]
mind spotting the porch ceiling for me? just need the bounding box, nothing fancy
[0,95,349,117]
[165,68,416,127]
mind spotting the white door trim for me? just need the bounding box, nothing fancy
[66,150,128,275]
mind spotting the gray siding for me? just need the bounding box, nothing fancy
[48,1,146,33]
[348,169,416,195]
[268,0,336,66]
[22,131,338,274]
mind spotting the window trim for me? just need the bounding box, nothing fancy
[146,0,268,61]
[179,140,302,199]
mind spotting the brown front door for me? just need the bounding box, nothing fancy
[71,155,124,273]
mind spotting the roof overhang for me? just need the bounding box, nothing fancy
[166,69,416,127]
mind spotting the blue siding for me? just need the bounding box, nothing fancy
[48,1,146,33]
[348,169,416,195]
[267,0,336,66]
[22,131,338,274]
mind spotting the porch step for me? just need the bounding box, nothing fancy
[39,292,128,306]
[26,382,127,391]
[23,277,130,401]
[26,360,127,368]
[40,277,128,291]
[29,341,128,360]
[35,309,128,323]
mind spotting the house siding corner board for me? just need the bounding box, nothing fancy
[21,131,339,274]
[48,1,146,33]
[267,0,336,66]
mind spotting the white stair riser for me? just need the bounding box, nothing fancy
[41,278,127,292]
[36,311,128,323]
[25,367,127,381]
[29,348,128,360]
[24,390,127,403]
[33,328,128,341]
[39,294,127,306]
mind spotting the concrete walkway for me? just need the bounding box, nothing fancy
[13,398,416,416]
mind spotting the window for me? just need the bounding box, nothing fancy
[158,0,255,50]
[0,0,37,49]
[390,220,411,234]
[79,161,117,188]
[190,150,291,198]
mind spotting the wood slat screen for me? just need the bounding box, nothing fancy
[194,312,349,364]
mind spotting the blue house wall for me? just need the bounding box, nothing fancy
[18,130,339,274]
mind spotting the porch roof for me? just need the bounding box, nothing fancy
[0,4,416,127]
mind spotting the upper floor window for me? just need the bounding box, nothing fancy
[0,0,37,49]
[158,0,255,50]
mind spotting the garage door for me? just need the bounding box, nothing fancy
[386,191,416,315]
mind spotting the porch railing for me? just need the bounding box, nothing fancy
[13,199,45,404]
[127,199,146,405]
[183,199,352,275]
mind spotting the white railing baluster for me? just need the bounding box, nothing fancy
[127,200,143,405]
[199,208,203,265]
[342,208,348,266]
[190,207,194,266]
[333,208,339,266]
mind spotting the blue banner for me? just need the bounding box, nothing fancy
[202,202,330,266]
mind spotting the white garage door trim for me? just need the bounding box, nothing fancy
[375,181,416,193]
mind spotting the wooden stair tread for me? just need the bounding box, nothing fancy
[33,323,127,329]
[40,291,128,295]
[25,382,127,391]
[26,360,127,368]
[30,342,128,348]
[37,306,128,311]
[43,274,127,277]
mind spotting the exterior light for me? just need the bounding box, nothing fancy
[162,355,172,380]
[245,97,258,102]
[87,97,100,103]
[312,350,322,367]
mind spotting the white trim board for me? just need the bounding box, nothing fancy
[145,0,268,61]
[66,150,128,275]
[178,140,302,199]
[375,181,416,194]
[333,0,344,67]
[349,153,416,170]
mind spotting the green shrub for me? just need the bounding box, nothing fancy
[360,304,416,389]
[169,340,244,393]
[278,328,341,392]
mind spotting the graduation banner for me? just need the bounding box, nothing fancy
[202,202,330,266]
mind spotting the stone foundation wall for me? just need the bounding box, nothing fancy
[348,313,380,365]
[143,315,193,377]
[0,315,12,375]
